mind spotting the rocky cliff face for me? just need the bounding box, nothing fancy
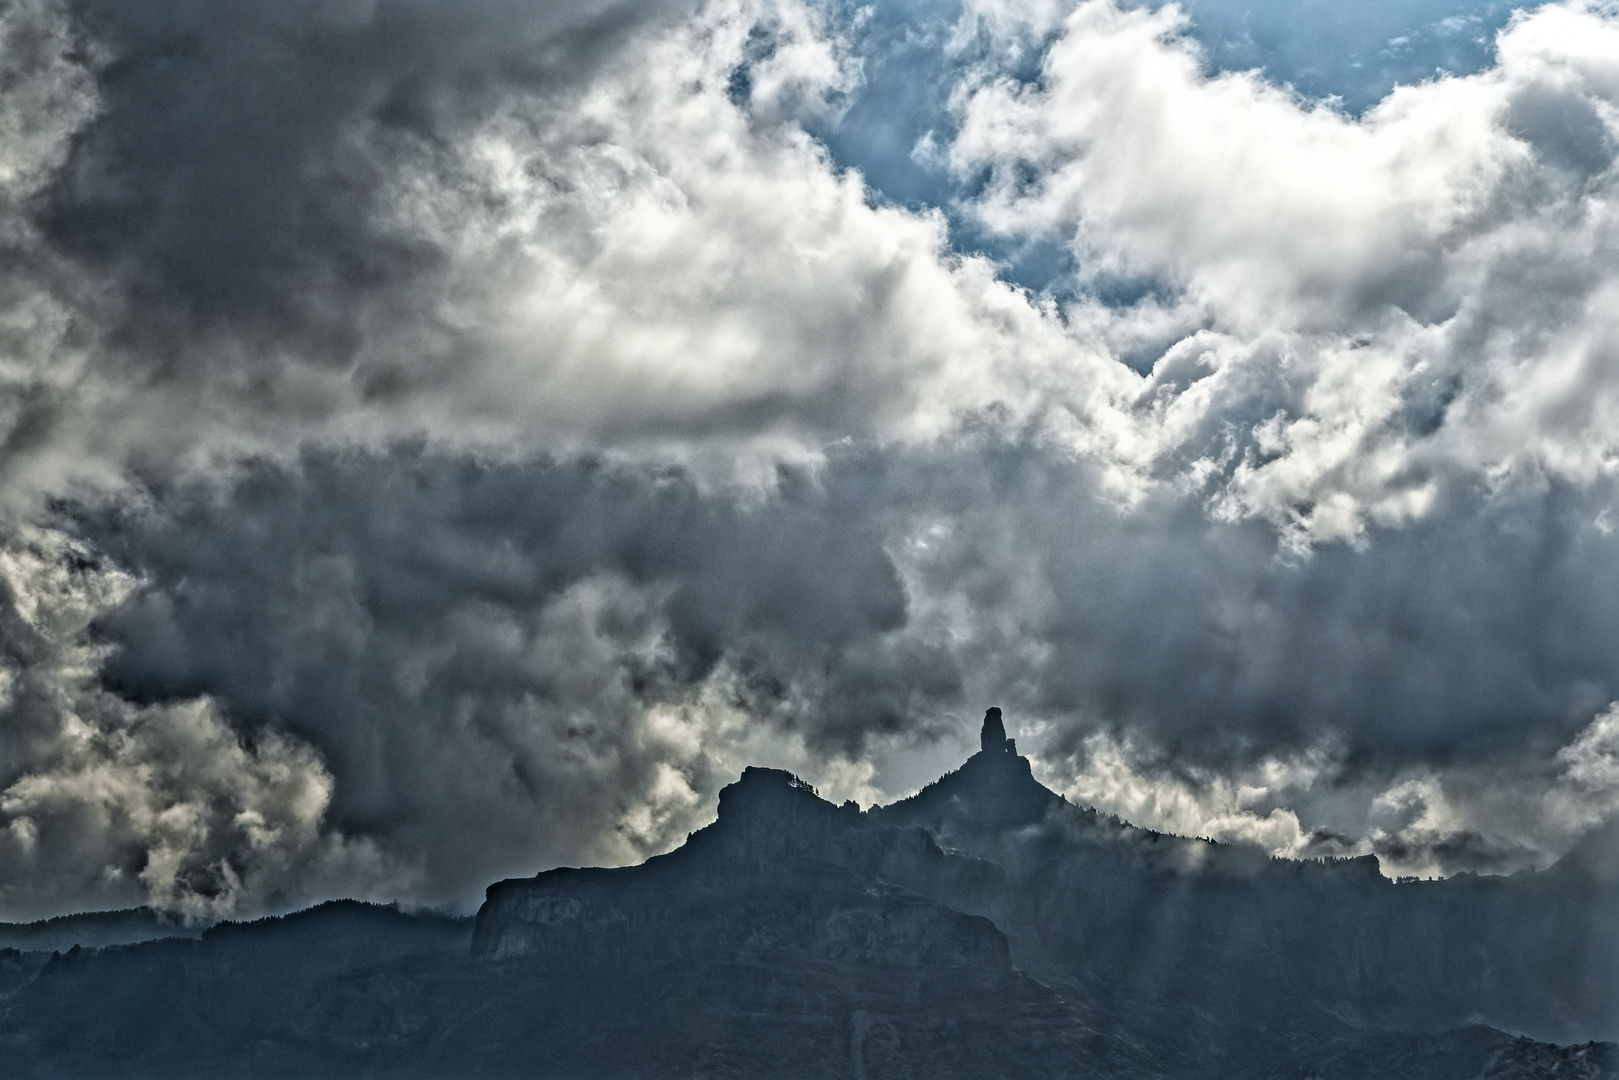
[474,767,1003,967]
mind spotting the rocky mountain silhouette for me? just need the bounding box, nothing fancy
[1,710,1615,1078]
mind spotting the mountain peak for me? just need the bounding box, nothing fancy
[875,711,1061,832]
[713,766,858,826]
[980,706,1016,755]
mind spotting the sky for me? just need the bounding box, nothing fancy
[4,0,1619,919]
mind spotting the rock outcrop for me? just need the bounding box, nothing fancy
[473,766,1007,969]
[978,706,1014,755]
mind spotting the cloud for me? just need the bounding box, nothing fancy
[1042,716,1619,880]
[50,439,1619,899]
[3,0,1619,914]
[955,0,1619,544]
[5,0,1130,495]
[0,525,399,922]
[64,449,947,907]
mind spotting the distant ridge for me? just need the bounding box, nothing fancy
[0,908,204,953]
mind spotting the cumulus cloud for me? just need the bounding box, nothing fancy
[4,0,1619,913]
[65,450,943,906]
[955,0,1619,544]
[0,526,399,922]
[6,0,1130,491]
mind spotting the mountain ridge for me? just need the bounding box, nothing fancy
[1,710,1615,1078]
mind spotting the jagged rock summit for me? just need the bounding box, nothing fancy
[979,706,1014,755]
[472,764,1001,964]
[876,706,1061,832]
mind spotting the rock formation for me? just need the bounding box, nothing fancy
[978,706,1014,755]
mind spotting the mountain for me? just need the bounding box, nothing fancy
[865,736,1619,1063]
[0,709,1614,1078]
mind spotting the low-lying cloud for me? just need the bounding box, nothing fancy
[41,441,1619,904]
[0,525,399,922]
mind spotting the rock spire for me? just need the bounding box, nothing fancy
[979,707,1015,755]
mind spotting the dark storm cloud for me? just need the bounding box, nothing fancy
[67,448,948,903]
[45,0,694,345]
[888,444,1619,773]
[52,439,1619,899]
[86,450,916,733]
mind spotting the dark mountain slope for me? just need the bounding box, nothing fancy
[0,901,472,1077]
[1268,1025,1619,1080]
[463,766,1149,1078]
[870,734,1619,1057]
[0,769,1144,1079]
[0,712,1614,1078]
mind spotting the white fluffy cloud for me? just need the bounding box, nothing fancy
[1038,705,1619,879]
[956,0,1619,543]
[0,0,1135,498]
